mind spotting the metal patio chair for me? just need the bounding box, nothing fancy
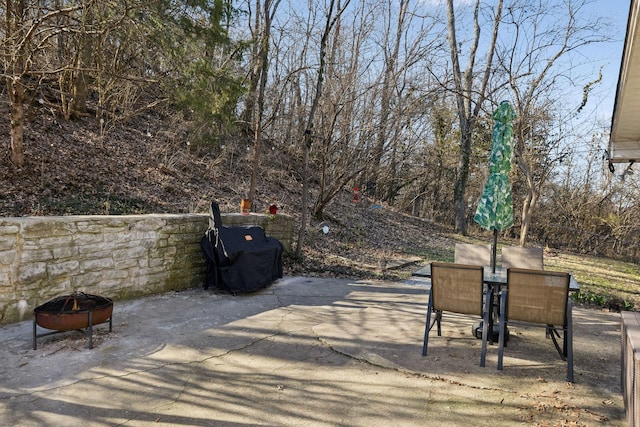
[422,262,493,367]
[454,243,492,266]
[497,268,573,382]
[501,246,544,270]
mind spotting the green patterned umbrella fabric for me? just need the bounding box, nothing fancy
[474,101,516,232]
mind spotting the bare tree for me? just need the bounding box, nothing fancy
[496,0,611,246]
[312,0,387,217]
[305,0,441,217]
[245,0,281,205]
[369,0,410,197]
[446,0,503,234]
[1,0,241,166]
[295,0,352,257]
[408,98,459,222]
[2,0,91,166]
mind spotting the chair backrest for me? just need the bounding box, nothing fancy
[506,268,570,326]
[502,246,543,270]
[430,262,484,316]
[454,243,491,266]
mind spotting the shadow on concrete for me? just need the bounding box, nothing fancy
[0,276,625,426]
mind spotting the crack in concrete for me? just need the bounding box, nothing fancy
[316,334,514,394]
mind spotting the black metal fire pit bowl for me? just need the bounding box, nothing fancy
[33,292,113,350]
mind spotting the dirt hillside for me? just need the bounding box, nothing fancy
[0,106,458,278]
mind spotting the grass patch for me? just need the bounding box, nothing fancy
[572,289,635,311]
[545,252,640,312]
[410,247,454,263]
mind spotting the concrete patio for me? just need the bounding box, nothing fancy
[0,276,625,426]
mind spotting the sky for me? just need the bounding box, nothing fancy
[560,0,630,123]
[420,0,631,123]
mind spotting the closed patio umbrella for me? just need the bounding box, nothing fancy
[474,101,516,273]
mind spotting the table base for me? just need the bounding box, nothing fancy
[473,321,509,345]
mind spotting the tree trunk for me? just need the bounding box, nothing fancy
[454,129,472,233]
[296,130,312,257]
[519,189,539,247]
[8,77,25,167]
[370,0,408,198]
[295,6,329,257]
[6,0,26,167]
[248,0,280,205]
[71,69,89,116]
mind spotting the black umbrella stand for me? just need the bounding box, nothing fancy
[491,229,498,273]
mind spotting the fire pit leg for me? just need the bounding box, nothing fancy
[33,318,37,350]
[88,310,93,349]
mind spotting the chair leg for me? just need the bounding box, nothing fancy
[422,289,434,356]
[480,288,493,367]
[566,298,574,383]
[548,325,566,361]
[497,290,507,370]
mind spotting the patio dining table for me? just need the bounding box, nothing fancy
[412,264,580,292]
[413,264,580,342]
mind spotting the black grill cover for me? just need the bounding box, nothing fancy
[200,201,283,293]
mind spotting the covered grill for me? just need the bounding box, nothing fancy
[200,201,284,294]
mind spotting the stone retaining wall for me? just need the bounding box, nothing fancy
[0,213,294,326]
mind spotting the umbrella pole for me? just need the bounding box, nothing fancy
[492,229,498,273]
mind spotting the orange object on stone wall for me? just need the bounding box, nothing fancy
[241,198,252,215]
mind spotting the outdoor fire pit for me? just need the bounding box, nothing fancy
[33,292,113,350]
